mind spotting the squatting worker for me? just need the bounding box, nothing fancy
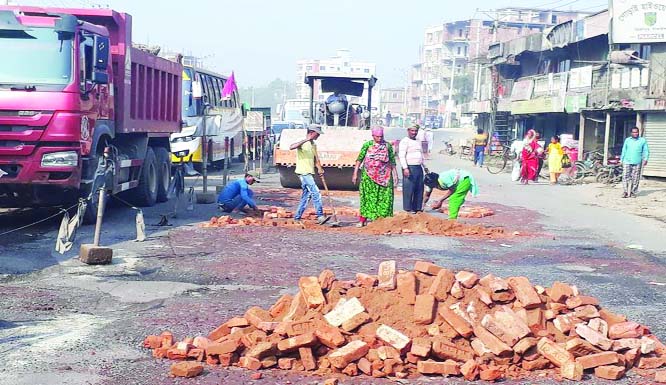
[620,127,650,198]
[217,171,260,214]
[423,169,479,220]
[289,124,327,224]
[352,126,398,227]
[399,125,426,213]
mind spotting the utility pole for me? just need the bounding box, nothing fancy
[402,79,408,128]
[447,57,456,128]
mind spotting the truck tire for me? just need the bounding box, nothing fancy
[132,147,158,206]
[81,153,106,224]
[154,146,171,203]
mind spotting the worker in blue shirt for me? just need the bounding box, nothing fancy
[217,171,260,213]
[620,127,650,198]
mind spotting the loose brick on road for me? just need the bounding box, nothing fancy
[428,268,456,301]
[376,324,411,352]
[594,365,626,380]
[417,359,460,375]
[537,337,574,367]
[414,261,443,276]
[170,361,203,378]
[329,340,370,369]
[377,260,397,290]
[298,276,326,308]
[576,351,619,369]
[324,297,365,327]
[507,276,542,309]
[413,294,436,324]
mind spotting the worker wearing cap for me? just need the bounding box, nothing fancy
[290,124,327,224]
[423,169,479,220]
[217,171,260,213]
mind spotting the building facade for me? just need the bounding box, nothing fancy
[468,7,666,178]
[379,88,406,126]
[409,8,590,125]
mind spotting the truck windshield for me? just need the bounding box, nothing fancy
[0,28,73,87]
[285,110,305,121]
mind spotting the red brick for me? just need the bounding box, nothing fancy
[553,314,582,334]
[356,357,372,375]
[277,332,317,352]
[599,308,627,327]
[377,260,397,290]
[655,370,666,383]
[460,359,479,380]
[624,348,640,369]
[314,322,346,348]
[522,357,550,370]
[324,379,339,385]
[576,351,619,369]
[548,281,574,303]
[160,331,174,348]
[537,337,574,367]
[224,317,250,328]
[526,308,546,332]
[594,365,626,380]
[410,337,432,357]
[566,338,602,357]
[299,347,317,370]
[589,318,609,337]
[187,348,204,361]
[376,324,411,352]
[414,294,436,324]
[574,305,600,320]
[608,321,644,339]
[298,276,326,308]
[514,337,538,354]
[278,357,296,370]
[414,261,443,275]
[341,311,371,332]
[432,337,475,362]
[417,359,461,375]
[507,277,542,309]
[283,292,307,322]
[218,353,236,367]
[245,341,276,359]
[170,361,203,378]
[483,308,531,346]
[261,356,277,368]
[205,355,219,365]
[207,338,242,355]
[479,367,503,381]
[476,286,493,305]
[283,320,316,337]
[250,372,262,380]
[244,306,272,329]
[450,281,464,298]
[472,325,513,357]
[208,323,231,341]
[455,270,479,288]
[329,340,370,369]
[439,307,473,338]
[143,335,162,349]
[318,269,336,291]
[637,356,665,369]
[239,356,262,370]
[355,273,378,288]
[342,363,359,376]
[561,360,583,381]
[396,272,417,304]
[566,295,599,309]
[575,323,613,350]
[428,269,456,301]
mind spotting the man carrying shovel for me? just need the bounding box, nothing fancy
[290,124,328,224]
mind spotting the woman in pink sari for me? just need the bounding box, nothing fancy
[520,130,539,184]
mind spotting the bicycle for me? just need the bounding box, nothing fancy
[486,144,514,174]
[573,151,604,183]
[596,164,623,185]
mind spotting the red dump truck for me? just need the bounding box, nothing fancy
[0,6,181,221]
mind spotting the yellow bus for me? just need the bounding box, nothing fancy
[170,65,244,167]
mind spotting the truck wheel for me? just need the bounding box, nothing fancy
[81,153,106,224]
[133,147,158,206]
[154,146,171,203]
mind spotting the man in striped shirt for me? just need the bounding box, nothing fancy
[399,125,426,213]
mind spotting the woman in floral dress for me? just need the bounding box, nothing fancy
[352,126,398,227]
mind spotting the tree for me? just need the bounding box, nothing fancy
[453,73,474,105]
[239,79,296,114]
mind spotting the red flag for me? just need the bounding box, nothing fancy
[221,71,238,99]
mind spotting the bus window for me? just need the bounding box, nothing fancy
[207,75,219,107]
[182,68,195,117]
[213,78,224,107]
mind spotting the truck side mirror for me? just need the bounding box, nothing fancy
[54,14,78,41]
[93,35,110,71]
[92,71,109,84]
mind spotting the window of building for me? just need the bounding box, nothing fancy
[306,65,312,71]
[427,33,433,43]
[551,14,557,24]
[464,46,468,56]
[557,59,571,73]
[457,47,461,55]
[393,92,398,99]
[320,66,326,71]
[364,68,370,73]
[640,44,652,60]
[458,29,463,37]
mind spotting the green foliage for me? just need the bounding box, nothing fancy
[453,73,474,105]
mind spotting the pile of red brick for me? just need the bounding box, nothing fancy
[203,206,360,229]
[440,205,495,218]
[143,261,666,382]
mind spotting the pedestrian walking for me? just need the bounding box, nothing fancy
[547,135,564,184]
[423,169,479,220]
[352,126,398,227]
[620,127,650,198]
[399,125,426,213]
[520,129,539,184]
[424,127,434,159]
[289,124,327,224]
[473,128,488,167]
[385,111,392,127]
[533,131,546,181]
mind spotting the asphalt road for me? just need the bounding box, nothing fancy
[0,127,665,385]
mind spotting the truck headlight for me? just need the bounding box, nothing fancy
[41,151,78,167]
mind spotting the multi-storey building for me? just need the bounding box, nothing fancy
[379,88,406,126]
[468,8,666,178]
[409,8,591,125]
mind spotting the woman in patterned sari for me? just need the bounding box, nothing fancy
[520,129,539,184]
[352,126,398,227]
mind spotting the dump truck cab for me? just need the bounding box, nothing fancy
[274,74,377,189]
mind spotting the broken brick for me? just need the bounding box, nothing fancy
[576,351,619,369]
[548,281,574,303]
[299,347,317,370]
[460,359,479,380]
[341,311,371,332]
[318,269,336,291]
[455,270,479,289]
[575,323,613,350]
[410,337,432,357]
[473,325,513,357]
[396,271,417,304]
[355,273,378,288]
[566,295,599,309]
[170,361,203,378]
[439,307,473,338]
[428,268,456,301]
[414,261,443,275]
[414,294,436,324]
[609,321,644,339]
[574,304,601,320]
[277,332,317,352]
[377,260,397,290]
[298,276,326,308]
[479,367,503,381]
[507,277,542,309]
[244,306,272,329]
[239,356,262,370]
[594,365,626,380]
[329,340,370,369]
[566,337,602,357]
[417,359,461,375]
[561,360,584,381]
[432,337,475,361]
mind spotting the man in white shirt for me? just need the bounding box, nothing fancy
[399,125,425,213]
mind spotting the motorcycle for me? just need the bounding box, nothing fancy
[443,137,456,156]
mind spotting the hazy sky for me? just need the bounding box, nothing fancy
[17,0,607,87]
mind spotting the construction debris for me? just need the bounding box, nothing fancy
[143,261,665,382]
[440,205,495,218]
[358,212,504,237]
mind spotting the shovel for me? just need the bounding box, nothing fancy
[319,173,341,227]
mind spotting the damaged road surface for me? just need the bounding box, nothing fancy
[1,150,666,385]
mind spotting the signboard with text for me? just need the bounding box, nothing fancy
[611,0,666,43]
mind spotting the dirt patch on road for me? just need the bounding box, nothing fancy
[358,212,505,238]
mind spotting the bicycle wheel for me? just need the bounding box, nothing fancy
[573,162,586,182]
[595,170,609,184]
[486,152,508,174]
